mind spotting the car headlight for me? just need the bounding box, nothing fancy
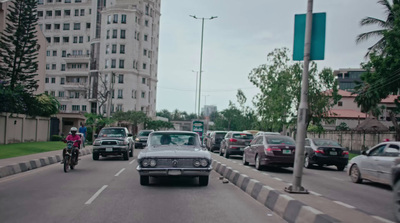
[135,138,140,141]
[150,159,157,167]
[93,140,101,146]
[200,159,209,167]
[117,140,127,145]
[142,159,150,167]
[193,160,201,167]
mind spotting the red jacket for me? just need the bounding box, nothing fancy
[66,134,81,148]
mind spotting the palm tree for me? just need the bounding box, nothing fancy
[356,0,399,57]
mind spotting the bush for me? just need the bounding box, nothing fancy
[50,135,63,141]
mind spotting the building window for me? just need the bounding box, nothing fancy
[60,105,66,111]
[112,29,117,38]
[60,78,65,84]
[144,34,148,41]
[50,91,55,97]
[111,59,116,68]
[74,9,79,16]
[82,105,87,111]
[132,90,136,99]
[38,0,43,5]
[46,37,51,43]
[133,60,136,69]
[120,45,125,54]
[75,92,80,98]
[63,23,70,30]
[141,91,145,98]
[116,104,123,112]
[118,89,123,99]
[72,105,80,111]
[142,63,146,70]
[64,10,70,16]
[119,60,124,68]
[54,24,60,30]
[338,101,343,107]
[80,9,85,16]
[45,78,49,83]
[63,36,69,43]
[121,14,126,23]
[38,11,43,17]
[58,91,64,97]
[86,23,91,29]
[45,24,51,30]
[51,77,56,83]
[142,78,146,84]
[113,14,118,23]
[79,36,83,43]
[120,30,126,39]
[143,49,147,56]
[107,15,111,24]
[46,11,52,17]
[118,74,124,83]
[112,44,117,54]
[62,50,66,57]
[61,64,65,71]
[73,36,78,43]
[106,30,110,39]
[53,36,60,43]
[52,64,56,70]
[65,0,71,3]
[73,23,80,30]
[46,50,50,56]
[145,20,149,27]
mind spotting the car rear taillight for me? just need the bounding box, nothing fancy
[342,151,349,155]
[315,150,325,154]
[265,147,281,155]
[229,138,237,142]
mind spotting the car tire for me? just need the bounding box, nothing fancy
[224,149,230,159]
[393,180,400,222]
[336,165,345,171]
[92,152,99,160]
[242,153,249,165]
[123,150,129,160]
[219,148,223,156]
[304,155,312,169]
[199,176,209,186]
[129,146,133,157]
[255,154,262,170]
[350,164,362,183]
[140,176,149,186]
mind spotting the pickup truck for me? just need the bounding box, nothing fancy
[92,127,134,160]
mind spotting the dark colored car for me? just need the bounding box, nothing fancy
[203,131,213,149]
[136,131,212,186]
[305,138,349,171]
[135,130,154,149]
[208,131,228,152]
[219,131,253,158]
[92,127,133,160]
[242,135,295,170]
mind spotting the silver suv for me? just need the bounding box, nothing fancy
[92,127,133,160]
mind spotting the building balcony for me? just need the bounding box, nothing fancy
[63,54,90,64]
[62,82,88,90]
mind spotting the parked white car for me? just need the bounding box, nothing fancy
[348,141,400,185]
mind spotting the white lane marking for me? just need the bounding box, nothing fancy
[372,215,396,223]
[333,201,355,209]
[129,159,136,165]
[85,185,108,205]
[309,191,322,196]
[273,177,282,181]
[115,168,125,176]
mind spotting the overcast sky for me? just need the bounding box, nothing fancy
[156,0,385,114]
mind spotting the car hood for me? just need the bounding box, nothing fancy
[138,146,211,159]
[97,137,127,141]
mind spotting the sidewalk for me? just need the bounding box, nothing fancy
[0,146,92,178]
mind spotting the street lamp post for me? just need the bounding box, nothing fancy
[192,70,199,116]
[190,15,217,117]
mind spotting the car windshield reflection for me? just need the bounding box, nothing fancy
[266,137,295,145]
[149,133,199,147]
[314,139,341,147]
[99,129,126,137]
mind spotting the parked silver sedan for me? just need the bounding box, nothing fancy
[136,131,212,186]
[348,141,400,185]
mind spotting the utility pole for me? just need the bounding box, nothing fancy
[192,70,199,116]
[285,0,313,194]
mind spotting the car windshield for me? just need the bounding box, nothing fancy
[139,131,152,137]
[266,137,295,145]
[232,133,253,139]
[215,133,227,139]
[314,139,342,147]
[149,133,199,147]
[99,128,126,137]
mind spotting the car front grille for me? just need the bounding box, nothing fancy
[154,158,197,168]
[101,141,117,146]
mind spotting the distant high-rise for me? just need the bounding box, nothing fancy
[202,105,217,117]
[37,0,161,117]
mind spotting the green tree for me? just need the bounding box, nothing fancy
[145,120,174,130]
[356,0,400,57]
[113,110,147,134]
[249,48,340,132]
[356,3,400,140]
[156,109,172,120]
[0,0,39,92]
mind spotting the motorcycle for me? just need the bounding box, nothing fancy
[63,140,80,173]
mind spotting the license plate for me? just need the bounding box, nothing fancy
[168,170,182,176]
[330,151,337,156]
[283,150,291,154]
[106,148,113,152]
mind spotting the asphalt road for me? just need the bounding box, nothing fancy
[0,151,286,223]
[213,153,395,222]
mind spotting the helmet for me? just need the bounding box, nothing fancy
[70,127,78,134]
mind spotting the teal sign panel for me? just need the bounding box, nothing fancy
[192,120,204,138]
[293,12,326,61]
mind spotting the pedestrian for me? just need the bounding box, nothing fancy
[79,122,87,148]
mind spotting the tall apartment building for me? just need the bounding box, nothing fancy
[333,68,365,91]
[37,0,160,120]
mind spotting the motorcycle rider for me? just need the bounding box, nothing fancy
[62,127,81,164]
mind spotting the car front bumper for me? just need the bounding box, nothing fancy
[93,146,129,155]
[137,166,212,177]
[135,142,147,148]
[311,155,348,166]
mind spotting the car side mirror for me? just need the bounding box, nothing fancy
[361,150,367,155]
[94,134,98,138]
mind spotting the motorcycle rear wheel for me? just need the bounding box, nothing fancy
[64,155,70,173]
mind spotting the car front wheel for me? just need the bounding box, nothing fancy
[242,153,249,165]
[140,176,149,186]
[304,155,312,169]
[92,152,99,160]
[199,176,209,186]
[350,164,362,183]
[255,155,262,170]
[224,149,230,159]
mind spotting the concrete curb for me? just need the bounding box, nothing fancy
[0,148,92,178]
[212,160,341,223]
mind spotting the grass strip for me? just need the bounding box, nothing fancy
[0,141,65,159]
